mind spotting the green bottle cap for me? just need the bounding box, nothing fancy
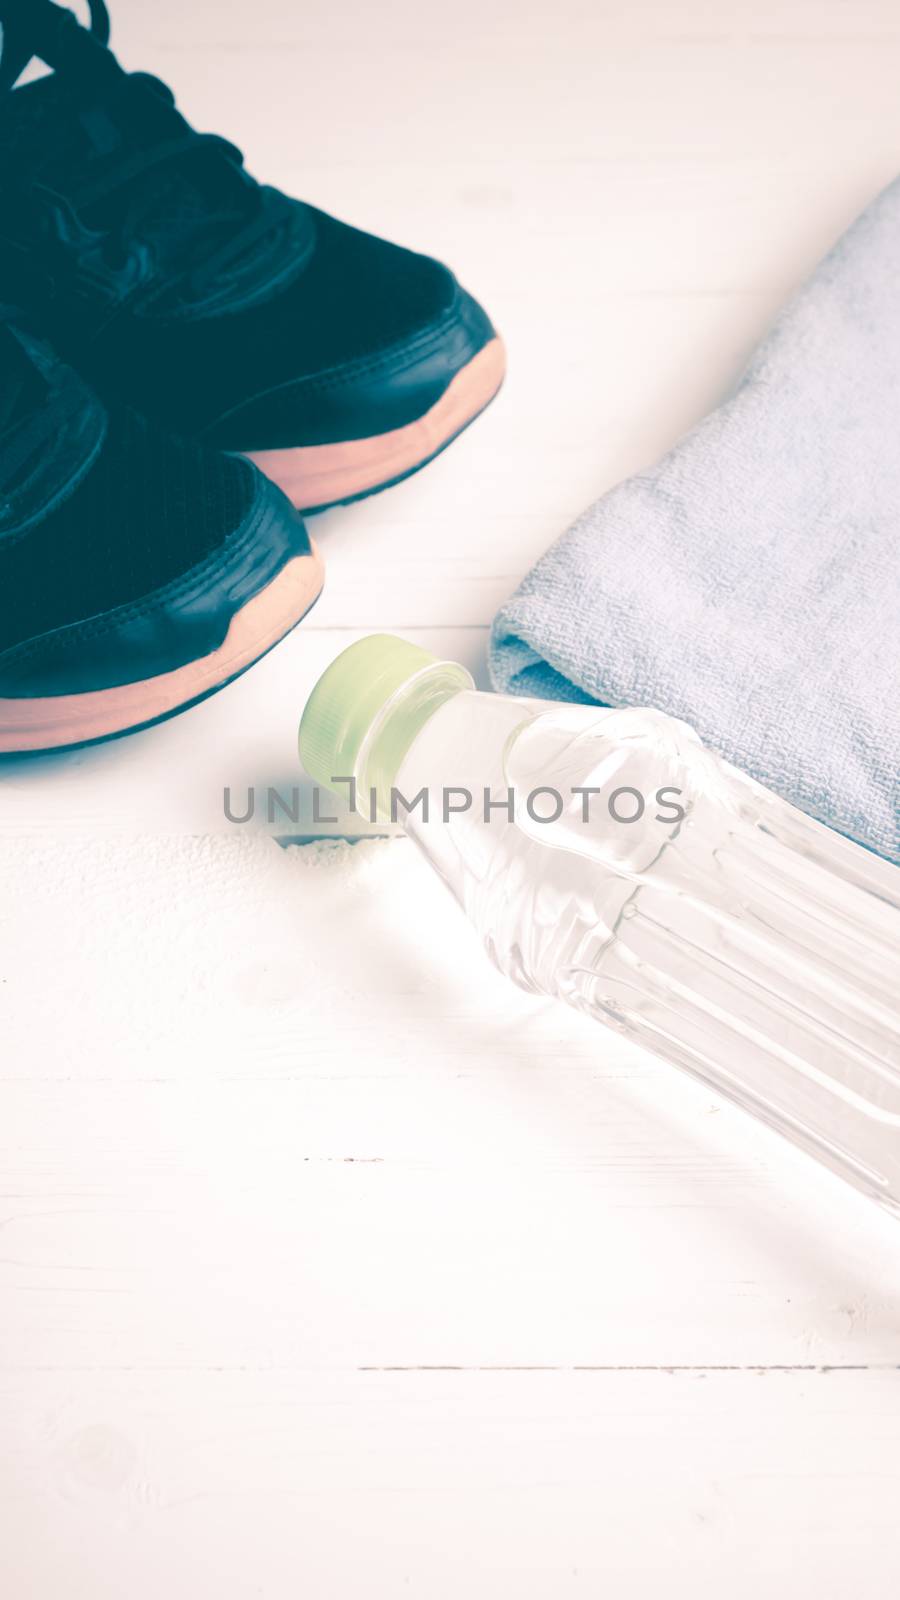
[299,634,473,807]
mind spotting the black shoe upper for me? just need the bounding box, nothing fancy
[0,322,313,696]
[0,0,497,449]
[0,308,105,538]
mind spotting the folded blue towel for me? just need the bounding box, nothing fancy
[490,180,900,864]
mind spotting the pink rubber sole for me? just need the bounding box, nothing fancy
[247,336,506,509]
[0,544,324,754]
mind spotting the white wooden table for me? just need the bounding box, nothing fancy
[3,2,900,1592]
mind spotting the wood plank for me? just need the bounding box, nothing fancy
[2,1369,900,1596]
[3,834,899,1374]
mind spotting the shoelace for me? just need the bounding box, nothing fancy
[0,0,112,93]
[0,0,292,302]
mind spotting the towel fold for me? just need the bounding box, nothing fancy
[490,179,900,864]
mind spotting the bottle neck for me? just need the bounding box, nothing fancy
[354,661,473,818]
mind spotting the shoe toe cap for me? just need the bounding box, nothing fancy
[0,472,321,723]
[204,271,499,453]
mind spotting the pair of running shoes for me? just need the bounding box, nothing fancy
[0,0,504,753]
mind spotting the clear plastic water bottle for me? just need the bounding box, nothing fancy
[299,635,900,1214]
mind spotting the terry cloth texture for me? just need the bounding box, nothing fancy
[490,180,900,864]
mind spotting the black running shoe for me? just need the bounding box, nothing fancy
[0,0,505,512]
[0,320,322,753]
